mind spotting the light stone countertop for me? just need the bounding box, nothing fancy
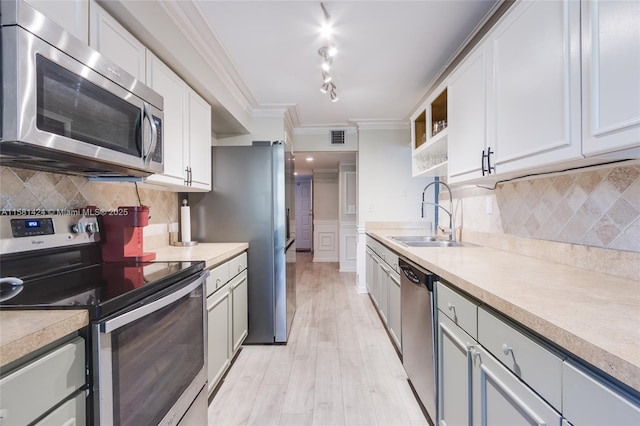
[0,243,248,368]
[367,229,640,392]
[0,310,89,368]
[153,242,249,269]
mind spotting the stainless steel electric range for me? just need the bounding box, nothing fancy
[0,213,209,426]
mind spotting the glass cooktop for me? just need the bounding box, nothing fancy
[0,253,204,319]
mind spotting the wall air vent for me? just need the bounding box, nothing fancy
[330,130,345,145]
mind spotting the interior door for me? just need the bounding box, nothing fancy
[295,179,312,251]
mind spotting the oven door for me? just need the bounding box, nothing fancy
[1,24,163,176]
[92,271,208,426]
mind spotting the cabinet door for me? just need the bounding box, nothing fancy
[145,53,186,186]
[387,270,402,352]
[186,89,212,191]
[378,261,389,324]
[438,313,475,426]
[89,0,146,82]
[472,346,562,426]
[26,0,88,43]
[491,0,581,175]
[365,249,373,294]
[207,284,230,395]
[230,270,248,354]
[34,391,85,426]
[582,0,640,156]
[562,361,640,426]
[448,43,490,184]
[370,254,380,308]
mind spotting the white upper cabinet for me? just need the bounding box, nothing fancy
[491,0,582,176]
[581,0,640,157]
[186,89,213,190]
[26,0,88,43]
[448,42,490,184]
[146,54,186,186]
[145,52,212,191]
[89,0,146,82]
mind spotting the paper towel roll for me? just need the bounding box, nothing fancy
[180,201,191,243]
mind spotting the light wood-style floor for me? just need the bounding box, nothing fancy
[207,252,428,426]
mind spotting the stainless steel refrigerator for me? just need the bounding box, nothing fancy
[188,141,296,344]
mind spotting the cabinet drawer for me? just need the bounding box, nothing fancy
[478,307,563,411]
[229,252,247,278]
[379,246,399,273]
[207,262,230,296]
[35,391,86,426]
[0,337,85,426]
[436,282,478,339]
[563,361,640,426]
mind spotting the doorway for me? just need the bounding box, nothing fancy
[295,176,313,251]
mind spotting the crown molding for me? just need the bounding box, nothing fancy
[160,0,258,113]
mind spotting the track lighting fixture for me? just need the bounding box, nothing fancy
[318,2,339,102]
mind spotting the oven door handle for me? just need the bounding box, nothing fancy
[100,272,208,333]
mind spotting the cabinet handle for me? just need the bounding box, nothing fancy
[486,146,495,174]
[238,265,242,272]
[481,149,488,176]
[447,302,455,311]
[216,278,221,285]
[502,343,513,355]
[185,167,190,185]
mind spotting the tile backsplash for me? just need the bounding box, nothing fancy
[453,163,640,253]
[0,167,179,248]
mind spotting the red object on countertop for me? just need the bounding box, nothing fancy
[100,206,156,262]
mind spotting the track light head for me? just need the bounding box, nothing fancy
[322,72,332,83]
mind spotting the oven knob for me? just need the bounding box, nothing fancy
[85,223,97,234]
[71,223,85,234]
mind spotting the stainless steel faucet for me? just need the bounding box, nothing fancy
[421,181,456,242]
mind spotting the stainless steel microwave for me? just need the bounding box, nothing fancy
[0,1,164,178]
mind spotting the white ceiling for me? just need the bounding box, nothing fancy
[195,0,498,128]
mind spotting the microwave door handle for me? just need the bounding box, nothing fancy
[142,103,157,166]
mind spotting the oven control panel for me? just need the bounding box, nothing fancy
[11,218,55,237]
[0,214,100,254]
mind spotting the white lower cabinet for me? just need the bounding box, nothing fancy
[472,345,562,426]
[366,236,402,353]
[437,313,476,426]
[387,269,402,351]
[205,252,248,394]
[562,361,640,426]
[437,292,561,426]
[0,336,86,426]
[437,280,640,425]
[35,391,85,426]
[378,261,390,324]
[207,281,231,396]
[231,270,248,354]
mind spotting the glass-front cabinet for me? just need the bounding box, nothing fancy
[411,82,448,177]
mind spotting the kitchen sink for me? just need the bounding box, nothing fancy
[390,235,439,242]
[390,235,472,248]
[402,240,469,247]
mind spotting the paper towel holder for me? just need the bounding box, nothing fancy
[172,199,199,246]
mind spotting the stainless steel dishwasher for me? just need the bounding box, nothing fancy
[400,257,438,425]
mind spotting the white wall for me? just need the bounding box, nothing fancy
[313,170,339,221]
[358,128,435,225]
